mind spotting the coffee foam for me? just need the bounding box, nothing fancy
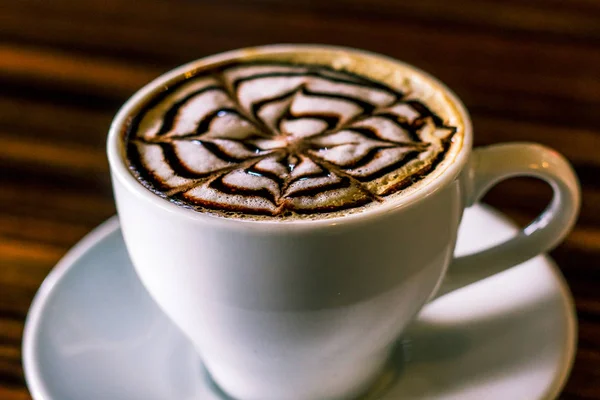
[125,58,461,220]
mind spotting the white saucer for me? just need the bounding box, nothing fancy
[23,205,576,400]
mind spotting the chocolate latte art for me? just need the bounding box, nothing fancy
[124,62,459,219]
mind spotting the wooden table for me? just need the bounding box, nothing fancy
[1,1,598,398]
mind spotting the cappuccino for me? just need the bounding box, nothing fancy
[124,60,461,219]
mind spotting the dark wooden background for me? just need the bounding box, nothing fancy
[0,1,598,399]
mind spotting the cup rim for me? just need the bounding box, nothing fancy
[107,44,473,230]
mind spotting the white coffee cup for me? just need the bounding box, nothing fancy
[107,45,580,400]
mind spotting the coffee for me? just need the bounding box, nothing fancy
[124,61,460,219]
[109,46,579,400]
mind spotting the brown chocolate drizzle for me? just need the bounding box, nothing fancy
[156,86,225,136]
[124,61,457,218]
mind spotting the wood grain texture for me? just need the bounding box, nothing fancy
[0,0,598,398]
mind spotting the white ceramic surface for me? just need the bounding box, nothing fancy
[107,45,580,400]
[23,205,577,400]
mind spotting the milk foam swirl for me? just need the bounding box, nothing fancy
[125,63,457,217]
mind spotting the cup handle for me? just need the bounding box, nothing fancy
[434,143,581,299]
